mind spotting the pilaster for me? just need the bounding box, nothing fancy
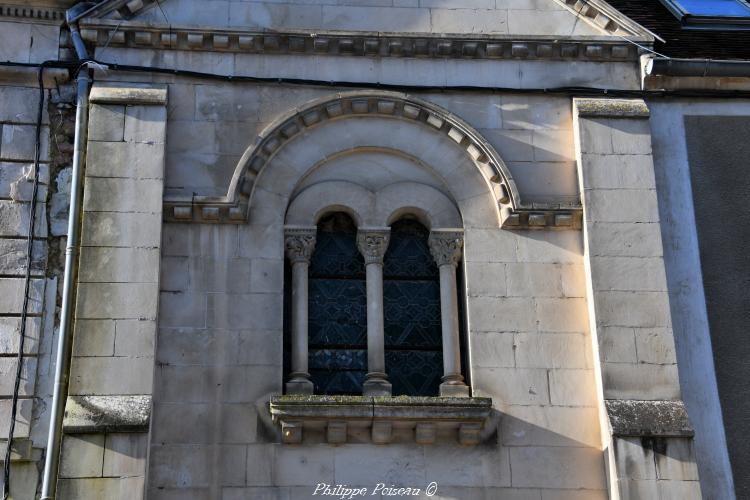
[58,83,167,500]
[573,98,701,499]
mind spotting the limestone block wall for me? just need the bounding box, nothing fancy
[151,223,606,499]
[0,69,66,498]
[118,80,578,206]
[147,86,607,498]
[57,83,167,500]
[573,98,702,499]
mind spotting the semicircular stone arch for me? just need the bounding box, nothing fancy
[163,91,581,229]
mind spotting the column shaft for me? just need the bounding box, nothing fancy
[357,228,392,397]
[284,227,316,395]
[291,260,310,377]
[429,230,470,397]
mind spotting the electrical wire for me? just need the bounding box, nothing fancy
[3,59,750,98]
[2,62,48,500]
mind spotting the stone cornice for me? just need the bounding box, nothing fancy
[79,18,642,63]
[606,399,694,438]
[270,395,493,445]
[0,3,67,23]
[556,0,655,40]
[574,97,650,118]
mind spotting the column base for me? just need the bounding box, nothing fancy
[440,374,470,397]
[286,374,314,395]
[363,373,392,396]
[440,382,470,397]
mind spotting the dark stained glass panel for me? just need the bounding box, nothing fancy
[383,219,443,397]
[307,213,367,395]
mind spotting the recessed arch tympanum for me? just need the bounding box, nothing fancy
[163,90,580,229]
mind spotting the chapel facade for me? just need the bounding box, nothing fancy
[1,0,747,499]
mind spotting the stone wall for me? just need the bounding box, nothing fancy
[147,86,606,498]
[130,0,604,36]
[648,100,750,500]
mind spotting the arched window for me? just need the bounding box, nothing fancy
[307,213,367,395]
[283,199,469,398]
[383,219,442,396]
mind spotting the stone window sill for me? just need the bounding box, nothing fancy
[269,395,492,445]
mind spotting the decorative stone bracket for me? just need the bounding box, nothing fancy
[270,395,492,446]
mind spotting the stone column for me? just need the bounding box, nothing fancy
[429,230,470,397]
[284,227,317,395]
[356,228,392,397]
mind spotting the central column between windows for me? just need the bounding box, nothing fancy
[357,227,393,397]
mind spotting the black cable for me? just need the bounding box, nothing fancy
[2,62,48,500]
[3,58,750,98]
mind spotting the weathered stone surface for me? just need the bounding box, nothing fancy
[0,238,47,275]
[60,434,105,478]
[0,124,49,161]
[614,437,657,480]
[575,98,650,118]
[602,364,680,401]
[473,367,549,405]
[58,477,146,500]
[0,317,40,355]
[86,141,165,179]
[124,105,167,144]
[82,177,163,213]
[0,355,37,397]
[508,446,607,489]
[606,400,693,437]
[76,282,158,320]
[103,433,148,477]
[424,445,511,487]
[89,84,168,105]
[0,398,32,439]
[79,247,160,284]
[81,211,161,247]
[69,356,155,395]
[88,104,126,142]
[63,395,152,433]
[0,200,47,238]
[72,319,116,357]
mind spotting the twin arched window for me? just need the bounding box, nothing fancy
[283,211,468,398]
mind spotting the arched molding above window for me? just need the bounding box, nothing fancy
[163,91,581,229]
[286,180,461,229]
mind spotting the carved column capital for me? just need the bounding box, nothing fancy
[284,226,317,264]
[428,230,464,267]
[356,228,391,265]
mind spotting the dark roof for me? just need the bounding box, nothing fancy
[607,0,750,60]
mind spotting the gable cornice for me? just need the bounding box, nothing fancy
[555,0,655,39]
[79,19,644,62]
[0,3,67,23]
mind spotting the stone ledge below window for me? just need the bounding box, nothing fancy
[270,395,492,446]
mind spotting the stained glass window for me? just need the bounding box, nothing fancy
[307,213,367,395]
[383,219,443,396]
[283,214,453,397]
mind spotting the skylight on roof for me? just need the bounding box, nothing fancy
[660,0,750,29]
